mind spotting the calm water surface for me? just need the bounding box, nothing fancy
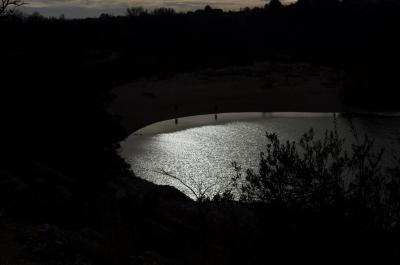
[120,113,400,199]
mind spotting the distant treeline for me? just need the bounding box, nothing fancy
[2,0,400,81]
[1,0,399,185]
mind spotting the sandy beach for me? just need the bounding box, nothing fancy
[110,62,352,137]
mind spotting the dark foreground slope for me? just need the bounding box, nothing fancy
[1,156,400,265]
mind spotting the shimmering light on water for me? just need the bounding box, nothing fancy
[120,112,400,199]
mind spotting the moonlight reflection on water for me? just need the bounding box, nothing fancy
[120,112,400,199]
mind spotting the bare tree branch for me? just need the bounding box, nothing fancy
[155,169,200,199]
[154,169,217,201]
[0,0,25,16]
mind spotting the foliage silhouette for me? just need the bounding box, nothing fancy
[230,120,399,232]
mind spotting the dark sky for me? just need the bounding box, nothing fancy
[20,0,295,18]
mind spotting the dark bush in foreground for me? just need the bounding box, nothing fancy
[231,121,400,229]
[226,122,400,264]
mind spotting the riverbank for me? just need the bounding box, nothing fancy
[110,61,354,137]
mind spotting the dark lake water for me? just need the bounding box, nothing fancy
[119,112,400,199]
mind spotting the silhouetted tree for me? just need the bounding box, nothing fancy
[0,0,24,16]
[126,6,147,17]
[267,0,284,10]
[152,7,176,16]
[26,11,44,21]
[203,5,223,15]
[204,5,213,12]
[296,0,340,8]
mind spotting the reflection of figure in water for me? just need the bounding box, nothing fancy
[174,103,179,125]
[214,105,218,121]
[262,112,266,118]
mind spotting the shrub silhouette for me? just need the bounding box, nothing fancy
[231,121,399,231]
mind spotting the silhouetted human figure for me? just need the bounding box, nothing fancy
[174,104,179,125]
